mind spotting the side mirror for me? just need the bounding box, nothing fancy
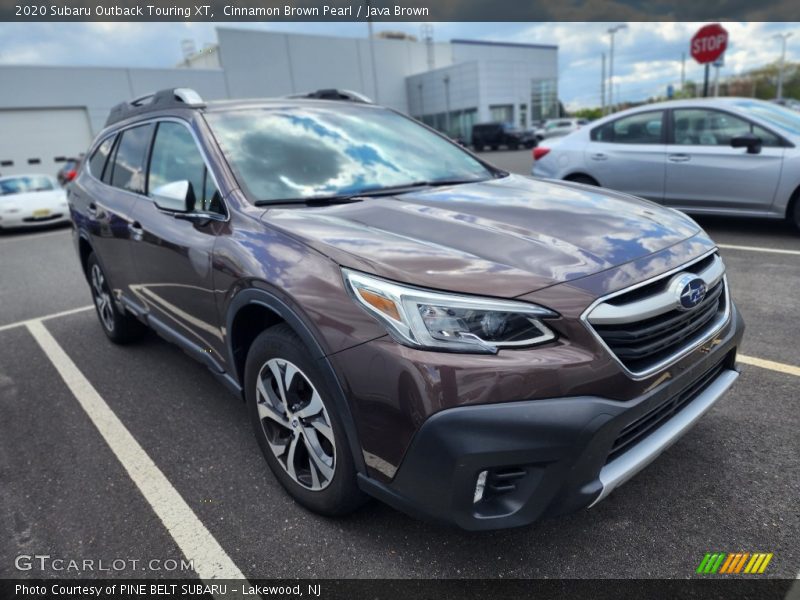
[730,133,762,155]
[151,180,194,212]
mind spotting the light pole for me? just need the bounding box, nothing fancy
[444,76,451,136]
[601,52,606,114]
[774,32,792,101]
[607,24,628,114]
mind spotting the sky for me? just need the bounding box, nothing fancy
[0,21,797,109]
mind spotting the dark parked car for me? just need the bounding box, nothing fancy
[69,88,743,530]
[57,157,83,187]
[471,122,535,151]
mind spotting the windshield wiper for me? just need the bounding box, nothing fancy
[253,177,492,206]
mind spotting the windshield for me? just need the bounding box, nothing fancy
[733,100,800,136]
[205,105,494,203]
[0,175,55,196]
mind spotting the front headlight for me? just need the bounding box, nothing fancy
[343,269,557,353]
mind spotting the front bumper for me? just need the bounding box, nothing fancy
[0,212,70,228]
[358,305,744,530]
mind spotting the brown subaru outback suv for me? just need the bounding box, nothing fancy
[69,88,743,530]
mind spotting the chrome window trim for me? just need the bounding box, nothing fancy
[84,116,229,222]
[580,248,732,381]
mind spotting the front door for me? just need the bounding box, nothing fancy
[129,120,228,367]
[664,108,785,213]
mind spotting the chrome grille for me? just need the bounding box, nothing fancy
[585,251,730,378]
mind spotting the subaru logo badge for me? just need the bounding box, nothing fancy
[670,273,707,311]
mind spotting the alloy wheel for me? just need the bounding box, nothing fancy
[90,263,115,333]
[255,358,336,491]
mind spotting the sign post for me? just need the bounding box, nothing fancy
[690,23,729,97]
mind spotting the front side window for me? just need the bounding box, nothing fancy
[205,105,493,204]
[148,121,221,213]
[733,100,800,136]
[674,108,782,148]
[88,135,116,179]
[592,111,664,144]
[110,124,154,193]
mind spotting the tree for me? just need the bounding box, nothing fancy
[571,107,603,120]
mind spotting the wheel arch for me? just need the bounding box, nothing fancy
[563,172,600,186]
[77,231,94,280]
[785,183,800,222]
[226,288,367,475]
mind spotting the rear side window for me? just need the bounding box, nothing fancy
[88,135,116,179]
[110,124,154,194]
[592,111,664,144]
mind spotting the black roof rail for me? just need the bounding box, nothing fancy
[105,88,205,127]
[285,89,373,104]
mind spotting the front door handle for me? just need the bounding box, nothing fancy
[668,153,691,162]
[129,221,144,241]
[590,153,608,161]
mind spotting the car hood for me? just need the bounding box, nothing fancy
[262,174,701,298]
[0,189,66,209]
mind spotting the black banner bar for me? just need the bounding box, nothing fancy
[1,579,797,600]
[1,0,799,22]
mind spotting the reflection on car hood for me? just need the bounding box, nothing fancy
[263,174,701,297]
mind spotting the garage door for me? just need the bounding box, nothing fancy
[0,108,93,178]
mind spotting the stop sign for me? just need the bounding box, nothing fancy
[691,23,729,64]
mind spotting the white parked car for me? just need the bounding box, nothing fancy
[0,174,70,229]
[532,98,800,230]
[535,118,588,140]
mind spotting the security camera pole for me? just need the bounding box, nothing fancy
[774,32,793,101]
[606,24,627,114]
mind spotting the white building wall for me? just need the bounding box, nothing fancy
[0,64,226,175]
[406,62,481,117]
[216,28,452,112]
[0,65,227,135]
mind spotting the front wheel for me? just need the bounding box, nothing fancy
[245,324,366,516]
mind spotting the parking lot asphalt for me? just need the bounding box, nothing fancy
[0,150,798,581]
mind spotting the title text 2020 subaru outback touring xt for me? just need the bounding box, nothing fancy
[68,88,743,530]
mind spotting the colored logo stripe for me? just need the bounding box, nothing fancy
[697,553,726,574]
[697,552,773,574]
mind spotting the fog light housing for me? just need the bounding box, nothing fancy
[473,470,488,503]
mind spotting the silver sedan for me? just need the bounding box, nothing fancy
[532,98,800,230]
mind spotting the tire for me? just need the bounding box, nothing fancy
[86,253,146,344]
[474,144,483,152]
[491,145,499,151]
[790,198,800,232]
[565,174,600,187]
[509,143,520,151]
[245,324,366,516]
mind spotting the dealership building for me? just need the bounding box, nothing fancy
[0,27,558,177]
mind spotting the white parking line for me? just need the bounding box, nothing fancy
[738,354,800,378]
[717,243,800,256]
[0,305,93,333]
[26,320,246,582]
